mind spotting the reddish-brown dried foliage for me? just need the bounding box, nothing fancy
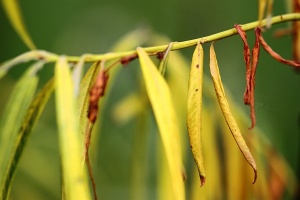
[235,25,261,129]
[88,68,109,123]
[234,24,251,105]
[259,34,300,68]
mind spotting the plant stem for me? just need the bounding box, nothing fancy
[3,13,300,65]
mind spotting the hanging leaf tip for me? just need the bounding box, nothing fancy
[209,42,257,184]
[187,42,206,187]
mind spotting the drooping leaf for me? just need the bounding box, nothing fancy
[190,105,222,200]
[2,0,37,49]
[234,25,261,129]
[209,43,257,184]
[137,47,185,200]
[54,56,91,200]
[234,24,251,105]
[187,43,206,186]
[247,28,261,129]
[259,32,300,67]
[6,78,54,195]
[0,61,42,200]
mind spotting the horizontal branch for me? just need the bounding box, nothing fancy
[2,13,300,68]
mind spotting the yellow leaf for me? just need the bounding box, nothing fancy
[209,43,257,184]
[2,0,36,49]
[55,57,91,200]
[136,47,185,200]
[190,105,222,200]
[187,43,206,186]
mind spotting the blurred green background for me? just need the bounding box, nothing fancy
[0,0,299,199]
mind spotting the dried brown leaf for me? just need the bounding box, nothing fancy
[234,24,251,105]
[248,28,261,129]
[235,25,261,129]
[88,62,109,123]
[259,33,300,68]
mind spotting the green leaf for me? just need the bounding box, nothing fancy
[0,62,42,200]
[2,0,37,49]
[209,43,257,184]
[137,47,185,200]
[187,43,206,186]
[54,56,91,200]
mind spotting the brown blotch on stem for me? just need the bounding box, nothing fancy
[156,52,164,60]
[120,54,138,66]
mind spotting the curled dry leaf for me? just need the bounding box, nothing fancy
[234,24,251,105]
[259,31,300,68]
[248,28,261,129]
[88,62,109,123]
[209,43,257,184]
[187,42,206,186]
[234,25,261,129]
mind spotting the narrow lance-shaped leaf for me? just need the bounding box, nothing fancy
[235,25,261,129]
[248,28,261,129]
[0,61,42,200]
[5,78,54,197]
[259,32,300,67]
[137,47,185,200]
[209,43,257,184]
[55,57,91,200]
[2,0,36,49]
[187,42,206,186]
[234,24,251,105]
